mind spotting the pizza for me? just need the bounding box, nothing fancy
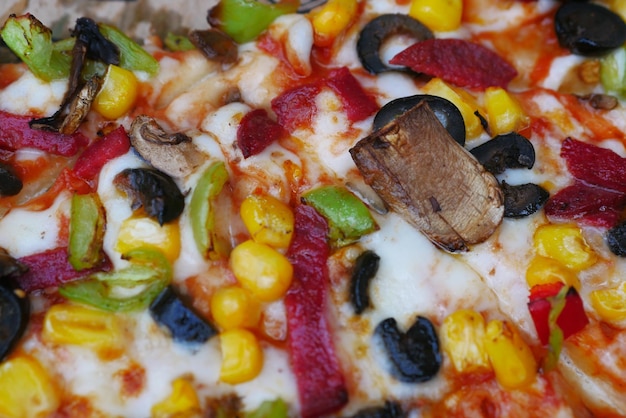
[1,0,626,416]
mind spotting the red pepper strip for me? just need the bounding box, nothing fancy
[285,205,348,418]
[0,110,88,156]
[16,246,112,293]
[528,282,589,345]
[390,38,517,90]
[271,82,322,133]
[73,125,130,182]
[236,109,286,158]
[326,67,378,123]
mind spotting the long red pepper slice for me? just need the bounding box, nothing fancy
[73,125,130,182]
[285,205,348,417]
[326,67,378,123]
[0,110,88,156]
[16,247,111,293]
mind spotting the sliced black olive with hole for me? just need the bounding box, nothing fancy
[113,167,185,225]
[150,285,218,344]
[373,95,466,146]
[555,2,626,56]
[357,14,433,74]
[350,400,403,418]
[501,181,549,218]
[350,250,380,315]
[0,281,29,361]
[0,162,23,197]
[469,132,535,175]
[607,221,626,256]
[375,316,441,383]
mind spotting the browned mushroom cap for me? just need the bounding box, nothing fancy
[349,102,503,252]
[129,115,205,179]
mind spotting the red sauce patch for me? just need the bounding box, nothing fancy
[115,362,146,399]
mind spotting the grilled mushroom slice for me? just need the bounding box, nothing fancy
[129,115,204,179]
[350,102,503,252]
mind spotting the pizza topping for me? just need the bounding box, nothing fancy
[151,377,201,418]
[68,193,106,271]
[589,281,626,322]
[356,14,433,74]
[533,223,597,272]
[149,285,218,345]
[374,316,442,383]
[210,286,261,330]
[0,282,29,362]
[309,0,358,47]
[285,205,348,417]
[0,248,28,279]
[301,185,377,247]
[218,328,264,384]
[501,182,549,218]
[0,162,23,196]
[373,94,466,146]
[190,161,230,260]
[351,401,403,418]
[349,249,380,315]
[469,132,535,175]
[600,45,626,95]
[129,115,204,179]
[236,109,287,158]
[113,168,185,226]
[188,28,238,64]
[483,87,529,136]
[440,309,491,374]
[390,38,518,90]
[97,23,159,76]
[58,247,171,312]
[239,194,294,249]
[408,0,462,32]
[554,2,626,57]
[0,110,89,156]
[73,125,131,183]
[92,65,139,120]
[208,0,299,44]
[246,398,289,418]
[41,303,126,359]
[607,220,626,256]
[525,256,580,290]
[325,67,379,123]
[115,216,181,264]
[350,102,503,252]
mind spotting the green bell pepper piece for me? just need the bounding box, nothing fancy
[190,161,230,260]
[164,33,196,52]
[245,399,288,418]
[211,0,299,44]
[302,185,378,247]
[98,23,160,76]
[68,193,106,271]
[601,46,626,96]
[0,14,72,81]
[59,248,172,312]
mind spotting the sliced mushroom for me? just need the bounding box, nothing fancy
[129,115,204,179]
[349,102,503,252]
[188,28,238,64]
[0,162,23,197]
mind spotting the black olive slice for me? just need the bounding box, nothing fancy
[469,132,535,175]
[149,285,218,344]
[113,168,185,225]
[375,316,441,383]
[73,17,120,65]
[350,400,403,418]
[373,95,466,146]
[501,181,549,218]
[0,283,30,361]
[607,221,626,256]
[357,14,433,74]
[350,250,380,315]
[555,2,626,56]
[0,162,23,197]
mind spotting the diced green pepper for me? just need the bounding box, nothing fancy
[543,285,568,371]
[68,193,106,271]
[164,33,196,52]
[210,0,299,44]
[245,399,289,418]
[601,46,626,95]
[190,161,230,260]
[59,248,172,312]
[0,14,72,81]
[98,23,160,76]
[302,185,378,247]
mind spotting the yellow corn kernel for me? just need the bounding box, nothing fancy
[0,355,60,418]
[533,224,598,272]
[484,320,537,390]
[230,240,293,302]
[440,309,491,373]
[590,281,626,322]
[219,328,264,385]
[210,286,262,330]
[240,194,294,249]
[484,87,529,136]
[409,0,463,32]
[310,0,357,46]
[422,78,484,139]
[93,64,139,120]
[608,0,626,20]
[151,377,201,418]
[115,216,181,264]
[525,256,580,290]
[42,303,125,359]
